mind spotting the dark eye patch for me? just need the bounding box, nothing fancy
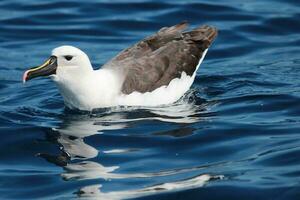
[64,55,73,61]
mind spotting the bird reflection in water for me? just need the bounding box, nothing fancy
[37,96,222,199]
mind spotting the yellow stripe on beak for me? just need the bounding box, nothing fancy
[23,56,57,83]
[26,58,51,74]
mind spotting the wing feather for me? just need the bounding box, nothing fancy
[103,22,218,94]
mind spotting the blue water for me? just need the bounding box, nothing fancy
[1,0,300,199]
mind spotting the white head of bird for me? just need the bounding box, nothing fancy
[56,46,93,82]
[23,46,93,83]
[23,45,120,110]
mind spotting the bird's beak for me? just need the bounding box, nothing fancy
[23,56,57,83]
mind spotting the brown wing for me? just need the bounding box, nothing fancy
[103,22,218,94]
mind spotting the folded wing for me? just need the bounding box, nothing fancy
[103,22,218,94]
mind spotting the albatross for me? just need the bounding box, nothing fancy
[23,22,217,111]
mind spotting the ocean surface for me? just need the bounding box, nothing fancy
[1,0,300,199]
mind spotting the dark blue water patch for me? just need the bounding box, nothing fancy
[1,0,300,199]
[80,1,174,12]
[264,17,300,34]
[182,2,239,13]
[138,185,300,200]
[254,145,300,166]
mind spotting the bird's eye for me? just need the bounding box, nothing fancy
[64,55,73,61]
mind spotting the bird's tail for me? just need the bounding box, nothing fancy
[183,25,218,49]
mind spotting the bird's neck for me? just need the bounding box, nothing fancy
[54,68,121,110]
